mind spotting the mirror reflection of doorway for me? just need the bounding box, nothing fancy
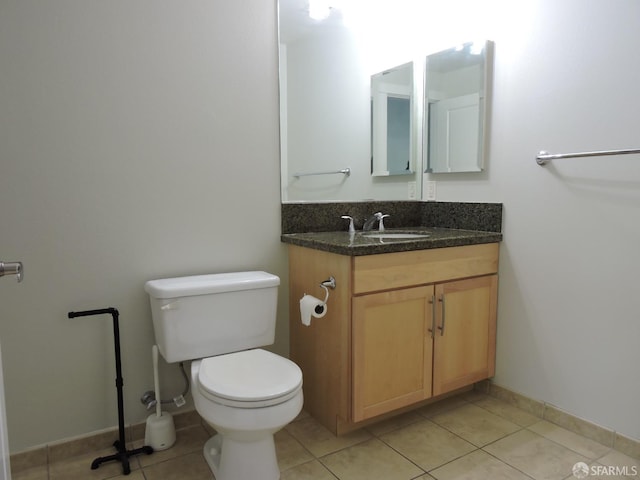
[429,93,480,173]
[371,61,413,176]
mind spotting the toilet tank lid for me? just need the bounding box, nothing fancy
[144,271,280,299]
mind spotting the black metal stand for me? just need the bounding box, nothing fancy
[68,307,153,475]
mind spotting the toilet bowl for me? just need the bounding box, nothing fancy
[144,271,303,480]
[191,349,303,480]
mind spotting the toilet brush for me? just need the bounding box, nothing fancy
[144,345,176,451]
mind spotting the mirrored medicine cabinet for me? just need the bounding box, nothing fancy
[424,40,492,173]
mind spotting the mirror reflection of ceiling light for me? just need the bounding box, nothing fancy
[454,42,484,55]
[470,41,484,55]
[309,0,332,20]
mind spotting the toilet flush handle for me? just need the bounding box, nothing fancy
[160,301,180,311]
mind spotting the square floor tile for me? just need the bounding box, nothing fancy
[285,416,371,457]
[280,459,339,480]
[379,419,476,471]
[597,450,640,471]
[484,429,589,480]
[321,438,423,480]
[105,471,146,480]
[142,452,213,480]
[276,429,314,472]
[137,424,210,467]
[430,449,531,480]
[574,462,636,480]
[528,420,611,459]
[431,403,521,447]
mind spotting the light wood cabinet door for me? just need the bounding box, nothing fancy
[352,286,434,422]
[432,275,497,396]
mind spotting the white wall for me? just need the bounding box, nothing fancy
[430,0,640,440]
[0,1,285,452]
[1,0,639,453]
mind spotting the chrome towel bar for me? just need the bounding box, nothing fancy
[293,167,351,178]
[536,148,640,165]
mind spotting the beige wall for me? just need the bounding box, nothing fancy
[0,1,286,452]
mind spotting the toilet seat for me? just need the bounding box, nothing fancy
[197,349,302,408]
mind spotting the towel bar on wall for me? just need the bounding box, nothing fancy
[293,167,351,178]
[536,149,640,165]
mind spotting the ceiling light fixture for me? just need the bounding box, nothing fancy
[308,0,332,21]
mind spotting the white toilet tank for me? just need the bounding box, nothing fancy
[145,271,280,363]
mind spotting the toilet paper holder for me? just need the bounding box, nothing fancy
[300,277,336,326]
[320,276,336,290]
[319,276,336,303]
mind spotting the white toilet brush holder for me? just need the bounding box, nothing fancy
[144,345,176,451]
[145,411,175,451]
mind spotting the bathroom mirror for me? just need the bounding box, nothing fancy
[424,40,492,173]
[278,0,423,202]
[277,0,492,201]
[371,62,414,177]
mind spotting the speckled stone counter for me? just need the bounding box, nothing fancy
[281,201,503,256]
[281,227,502,256]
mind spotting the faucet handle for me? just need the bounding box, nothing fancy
[378,214,390,232]
[341,215,355,234]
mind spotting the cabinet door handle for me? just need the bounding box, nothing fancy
[428,295,436,338]
[437,294,446,336]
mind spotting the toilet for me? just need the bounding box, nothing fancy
[144,271,303,480]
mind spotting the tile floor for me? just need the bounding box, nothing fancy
[12,391,640,480]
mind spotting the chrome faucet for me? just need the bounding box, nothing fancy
[363,212,390,232]
[341,215,356,234]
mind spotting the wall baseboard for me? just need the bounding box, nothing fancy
[476,380,640,460]
[11,381,640,472]
[10,409,202,474]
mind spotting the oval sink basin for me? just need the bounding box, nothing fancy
[363,233,430,239]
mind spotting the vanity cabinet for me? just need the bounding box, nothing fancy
[352,274,497,422]
[288,242,498,435]
[352,286,433,421]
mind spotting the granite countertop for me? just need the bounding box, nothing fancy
[281,227,502,256]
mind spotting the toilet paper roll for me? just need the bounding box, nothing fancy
[299,294,327,326]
